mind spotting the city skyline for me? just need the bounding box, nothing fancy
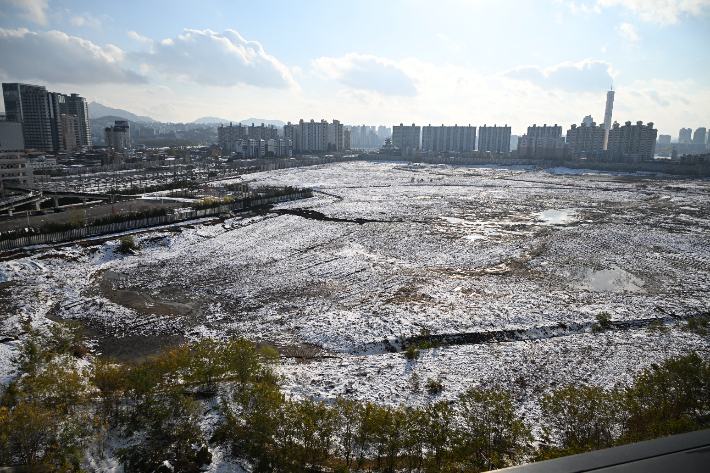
[0,0,709,137]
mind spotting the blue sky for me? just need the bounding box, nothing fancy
[1,0,708,137]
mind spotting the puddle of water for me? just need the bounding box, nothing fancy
[105,270,129,281]
[538,209,575,225]
[574,267,645,293]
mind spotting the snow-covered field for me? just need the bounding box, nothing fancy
[2,161,709,410]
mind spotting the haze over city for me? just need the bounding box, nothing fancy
[1,0,709,135]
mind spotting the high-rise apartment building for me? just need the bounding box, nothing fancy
[392,123,420,154]
[105,120,130,150]
[606,121,657,160]
[421,124,476,153]
[692,127,707,145]
[58,93,91,147]
[218,123,247,154]
[343,129,351,150]
[247,123,279,141]
[526,124,562,140]
[678,128,692,143]
[60,114,80,151]
[283,119,343,153]
[2,83,63,152]
[566,121,605,155]
[657,135,671,147]
[478,125,511,154]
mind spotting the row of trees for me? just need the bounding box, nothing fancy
[1,321,709,473]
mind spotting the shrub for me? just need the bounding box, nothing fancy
[593,312,613,333]
[118,235,137,253]
[426,378,444,395]
[684,315,709,336]
[404,345,420,360]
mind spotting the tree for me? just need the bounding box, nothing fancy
[540,384,620,455]
[458,388,531,469]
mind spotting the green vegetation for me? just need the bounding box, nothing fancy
[93,207,172,226]
[190,196,234,210]
[118,235,137,253]
[684,315,709,336]
[593,312,613,333]
[1,321,709,472]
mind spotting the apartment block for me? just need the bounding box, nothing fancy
[566,121,605,156]
[421,124,476,153]
[392,123,421,154]
[478,124,511,154]
[105,120,131,150]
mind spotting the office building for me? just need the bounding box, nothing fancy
[421,124,476,153]
[657,135,671,147]
[678,128,692,143]
[478,124,511,154]
[692,127,707,145]
[392,123,421,154]
[105,120,131,150]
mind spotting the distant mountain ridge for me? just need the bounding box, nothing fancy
[88,102,156,123]
[191,117,286,128]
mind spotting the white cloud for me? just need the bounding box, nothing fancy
[128,30,151,43]
[311,53,418,96]
[501,59,616,93]
[0,28,147,85]
[618,22,641,40]
[135,29,298,89]
[69,12,102,28]
[558,1,602,15]
[0,0,50,25]
[598,0,710,25]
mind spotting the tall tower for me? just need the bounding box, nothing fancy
[602,87,615,150]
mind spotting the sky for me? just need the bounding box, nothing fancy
[1,0,709,137]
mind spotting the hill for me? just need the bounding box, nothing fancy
[88,102,156,123]
[190,117,287,127]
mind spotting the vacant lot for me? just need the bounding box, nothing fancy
[1,161,708,411]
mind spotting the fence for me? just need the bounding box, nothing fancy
[0,193,303,251]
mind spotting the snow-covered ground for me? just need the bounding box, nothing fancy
[1,161,709,409]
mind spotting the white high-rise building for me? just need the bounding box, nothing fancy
[478,125,511,154]
[284,119,343,153]
[421,125,476,153]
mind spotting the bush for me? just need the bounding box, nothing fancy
[593,312,613,333]
[118,235,137,253]
[404,345,420,360]
[426,378,444,395]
